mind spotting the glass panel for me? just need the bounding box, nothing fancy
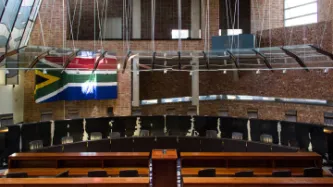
[285,0,317,9]
[285,14,317,27]
[0,0,8,19]
[285,3,317,19]
[20,0,41,47]
[172,30,189,39]
[0,0,22,48]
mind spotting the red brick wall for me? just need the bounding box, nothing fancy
[24,0,219,123]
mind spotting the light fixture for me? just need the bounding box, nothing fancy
[324,68,329,74]
[256,70,260,74]
[43,69,47,74]
[223,70,227,74]
[283,69,287,74]
[190,71,193,76]
[164,69,167,74]
[117,63,121,70]
[5,69,9,74]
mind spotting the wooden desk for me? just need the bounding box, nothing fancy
[0,177,149,187]
[152,150,178,187]
[183,177,333,187]
[9,152,150,169]
[181,152,322,168]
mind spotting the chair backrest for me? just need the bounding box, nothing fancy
[90,132,102,141]
[198,169,216,177]
[272,170,292,177]
[6,172,28,178]
[235,171,254,177]
[56,170,69,178]
[119,170,139,177]
[232,132,243,140]
[260,134,273,144]
[206,130,218,138]
[140,130,150,137]
[110,132,121,138]
[88,170,108,177]
[29,140,43,151]
[303,167,323,177]
[61,136,74,144]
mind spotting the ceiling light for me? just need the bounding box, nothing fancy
[5,70,9,74]
[256,70,260,74]
[223,70,227,74]
[324,68,329,74]
[117,63,121,70]
[164,69,167,74]
[190,71,193,76]
[43,69,47,74]
[283,69,287,74]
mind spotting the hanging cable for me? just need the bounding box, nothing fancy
[151,0,156,52]
[320,0,333,47]
[66,0,76,49]
[76,0,82,41]
[38,10,46,47]
[177,0,182,53]
[47,0,55,46]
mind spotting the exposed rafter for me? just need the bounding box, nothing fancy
[281,47,309,72]
[252,49,273,72]
[122,51,132,74]
[309,45,333,61]
[61,50,81,73]
[27,50,50,70]
[226,50,239,69]
[0,46,27,63]
[92,51,107,72]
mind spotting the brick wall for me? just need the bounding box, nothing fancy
[24,0,219,123]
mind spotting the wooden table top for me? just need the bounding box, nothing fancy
[181,152,321,159]
[152,150,178,160]
[183,177,333,185]
[9,152,150,160]
[0,177,149,185]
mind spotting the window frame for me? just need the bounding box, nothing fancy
[284,0,318,27]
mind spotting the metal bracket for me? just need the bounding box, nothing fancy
[226,50,239,69]
[309,45,333,61]
[122,51,132,74]
[62,50,81,73]
[281,47,309,72]
[0,46,27,63]
[252,49,273,72]
[93,51,107,73]
[27,50,50,70]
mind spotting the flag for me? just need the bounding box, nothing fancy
[34,50,118,103]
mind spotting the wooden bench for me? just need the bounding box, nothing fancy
[181,167,332,177]
[183,177,333,187]
[181,152,322,168]
[0,177,149,187]
[8,152,150,169]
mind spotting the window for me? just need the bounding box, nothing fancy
[40,110,52,122]
[285,110,297,122]
[284,0,318,27]
[171,30,189,39]
[247,109,258,119]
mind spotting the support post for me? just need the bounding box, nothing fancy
[132,56,140,107]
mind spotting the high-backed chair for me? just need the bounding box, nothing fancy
[178,137,201,152]
[63,141,87,152]
[235,171,254,177]
[56,170,69,178]
[119,170,139,177]
[88,170,108,177]
[247,141,271,152]
[206,130,218,138]
[87,139,110,152]
[260,134,273,144]
[110,137,133,152]
[90,132,102,141]
[232,132,243,140]
[140,130,150,137]
[303,167,323,177]
[201,138,223,152]
[223,139,246,152]
[133,137,156,152]
[6,172,28,178]
[198,169,216,177]
[272,170,292,177]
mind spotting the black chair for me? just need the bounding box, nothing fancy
[87,139,111,152]
[63,142,87,152]
[247,142,271,152]
[155,137,178,150]
[223,139,246,152]
[88,170,108,177]
[303,167,323,177]
[6,172,28,178]
[119,170,139,177]
[272,170,292,177]
[198,169,216,177]
[178,137,201,152]
[56,170,69,178]
[200,138,223,152]
[133,137,156,152]
[110,138,134,152]
[235,171,254,177]
[271,145,298,152]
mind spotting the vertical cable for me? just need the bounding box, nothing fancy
[177,0,182,52]
[151,0,155,52]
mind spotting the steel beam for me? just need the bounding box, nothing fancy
[61,50,80,73]
[253,49,273,72]
[281,47,309,72]
[309,45,333,61]
[27,50,50,69]
[0,46,26,63]
[92,51,107,72]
